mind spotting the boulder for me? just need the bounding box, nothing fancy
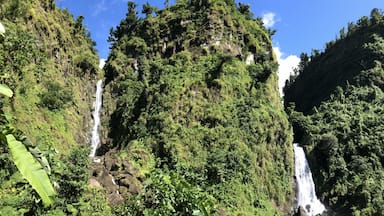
[88,178,102,188]
[104,155,120,171]
[122,161,138,175]
[108,192,124,205]
[98,168,118,194]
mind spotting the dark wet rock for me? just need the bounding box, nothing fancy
[89,154,143,204]
[119,176,134,187]
[108,192,124,205]
[128,182,140,194]
[137,175,145,183]
[104,154,119,171]
[119,185,129,194]
[98,169,118,194]
[118,174,141,194]
[91,165,104,177]
[293,206,307,216]
[122,161,138,175]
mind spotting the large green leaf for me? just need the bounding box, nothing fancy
[0,21,4,37]
[0,84,13,97]
[6,134,56,206]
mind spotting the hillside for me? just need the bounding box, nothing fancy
[284,9,384,114]
[101,1,294,215]
[0,0,111,214]
[284,9,384,215]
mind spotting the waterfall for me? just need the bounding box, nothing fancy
[89,80,103,157]
[294,143,325,215]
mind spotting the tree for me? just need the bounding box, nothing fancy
[0,70,55,207]
[293,53,310,76]
[339,27,346,39]
[114,1,138,39]
[370,8,382,24]
[357,16,370,28]
[74,15,84,33]
[57,147,89,203]
[127,1,138,25]
[142,2,154,17]
[238,3,253,19]
[39,81,73,111]
[224,0,236,8]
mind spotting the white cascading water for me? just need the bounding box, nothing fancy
[294,143,325,215]
[89,80,103,157]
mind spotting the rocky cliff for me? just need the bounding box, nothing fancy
[101,1,293,215]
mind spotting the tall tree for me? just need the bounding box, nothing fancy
[142,2,153,17]
[370,8,382,24]
[114,1,138,39]
[238,3,253,19]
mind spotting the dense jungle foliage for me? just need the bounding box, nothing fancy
[103,0,293,215]
[284,9,384,216]
[0,0,112,214]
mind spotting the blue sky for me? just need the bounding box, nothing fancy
[56,0,384,93]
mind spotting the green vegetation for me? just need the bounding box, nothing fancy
[2,0,384,215]
[39,81,73,111]
[0,84,13,97]
[0,0,111,214]
[284,9,384,215]
[6,134,56,206]
[284,9,384,114]
[103,1,293,215]
[0,0,100,154]
[114,170,217,216]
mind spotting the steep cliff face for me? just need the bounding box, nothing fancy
[284,9,384,215]
[102,1,293,215]
[0,0,100,153]
[0,0,106,214]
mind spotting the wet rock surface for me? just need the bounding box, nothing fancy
[89,153,143,205]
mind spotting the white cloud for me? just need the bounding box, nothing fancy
[99,59,106,69]
[273,46,300,96]
[93,0,108,16]
[262,12,278,28]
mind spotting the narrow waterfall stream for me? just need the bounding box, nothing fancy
[294,143,325,215]
[89,80,103,157]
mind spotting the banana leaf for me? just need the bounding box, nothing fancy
[0,84,13,97]
[6,134,56,206]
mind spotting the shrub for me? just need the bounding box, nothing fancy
[114,170,217,216]
[39,81,72,111]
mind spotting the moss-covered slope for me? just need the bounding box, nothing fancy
[284,9,384,215]
[0,0,100,153]
[103,1,293,215]
[0,0,109,214]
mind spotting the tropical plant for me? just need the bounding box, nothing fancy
[39,81,73,111]
[103,1,293,215]
[0,21,56,207]
[0,83,56,207]
[114,170,217,216]
[0,84,13,97]
[0,22,5,37]
[5,134,56,206]
[284,10,384,215]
